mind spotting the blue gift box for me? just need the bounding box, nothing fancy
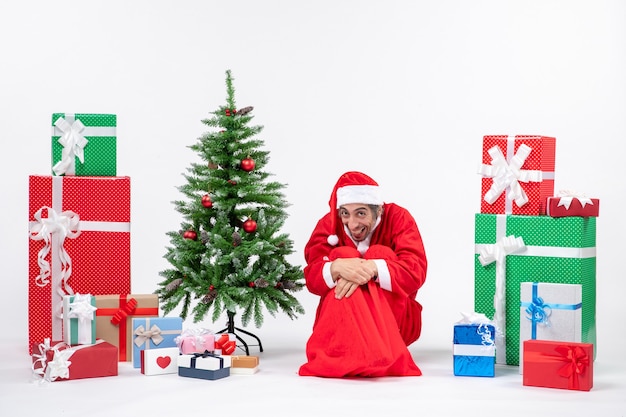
[131,317,183,368]
[178,352,231,380]
[453,323,496,377]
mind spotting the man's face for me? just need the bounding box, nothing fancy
[338,203,378,242]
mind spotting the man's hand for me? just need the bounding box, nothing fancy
[330,258,378,299]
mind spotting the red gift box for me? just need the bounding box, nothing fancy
[546,193,600,218]
[479,135,556,215]
[31,339,118,382]
[522,339,593,391]
[28,175,131,353]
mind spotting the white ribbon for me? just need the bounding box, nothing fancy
[66,293,97,345]
[477,234,526,363]
[478,141,543,212]
[52,116,88,176]
[29,206,80,291]
[556,189,594,210]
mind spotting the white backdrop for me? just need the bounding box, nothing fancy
[1,0,624,363]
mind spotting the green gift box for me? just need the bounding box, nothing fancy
[51,113,117,176]
[474,213,596,365]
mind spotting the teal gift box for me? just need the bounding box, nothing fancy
[131,317,183,368]
[51,113,117,176]
[474,213,596,365]
[62,293,97,345]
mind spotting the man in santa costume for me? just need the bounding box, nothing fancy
[298,171,427,377]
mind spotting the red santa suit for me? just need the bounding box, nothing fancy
[298,172,427,378]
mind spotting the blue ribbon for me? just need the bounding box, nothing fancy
[520,282,582,339]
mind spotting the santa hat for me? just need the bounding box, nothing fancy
[327,171,383,246]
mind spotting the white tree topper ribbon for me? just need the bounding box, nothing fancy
[29,206,81,289]
[479,144,543,208]
[52,116,89,176]
[134,325,164,347]
[556,189,594,210]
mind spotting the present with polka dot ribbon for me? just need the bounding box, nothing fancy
[473,213,596,366]
[28,175,131,354]
[478,135,556,215]
[51,113,117,176]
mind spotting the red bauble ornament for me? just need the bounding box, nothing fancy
[183,230,197,240]
[225,109,231,116]
[240,157,255,172]
[248,282,255,288]
[209,285,214,290]
[242,218,257,233]
[201,194,213,208]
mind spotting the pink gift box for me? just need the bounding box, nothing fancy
[176,330,215,354]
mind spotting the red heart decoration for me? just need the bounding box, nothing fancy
[156,356,171,369]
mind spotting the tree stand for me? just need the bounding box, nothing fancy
[216,310,264,356]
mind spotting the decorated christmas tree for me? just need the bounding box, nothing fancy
[156,70,305,347]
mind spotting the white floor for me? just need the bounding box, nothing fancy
[2,331,624,417]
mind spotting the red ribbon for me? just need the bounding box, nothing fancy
[95,295,158,361]
[555,345,589,390]
[526,343,590,390]
[215,334,236,355]
[110,297,138,325]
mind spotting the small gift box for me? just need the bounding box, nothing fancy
[132,316,183,368]
[519,282,582,373]
[523,339,593,391]
[229,355,259,375]
[478,135,556,215]
[214,333,237,355]
[63,293,97,345]
[95,294,159,362]
[175,328,215,354]
[178,352,231,381]
[141,347,179,376]
[31,339,118,382]
[546,191,599,218]
[51,113,117,176]
[453,312,496,377]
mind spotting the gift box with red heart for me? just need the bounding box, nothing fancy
[140,347,179,376]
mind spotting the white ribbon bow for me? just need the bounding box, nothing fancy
[31,338,72,382]
[479,144,543,208]
[556,189,594,210]
[29,206,81,289]
[52,117,89,176]
[67,293,96,323]
[134,324,164,347]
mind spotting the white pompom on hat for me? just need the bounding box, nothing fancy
[327,171,383,246]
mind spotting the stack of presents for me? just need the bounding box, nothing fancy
[453,135,598,392]
[28,113,259,383]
